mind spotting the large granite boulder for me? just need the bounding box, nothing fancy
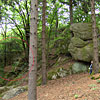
[68,23,100,62]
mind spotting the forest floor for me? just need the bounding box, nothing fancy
[8,72,100,100]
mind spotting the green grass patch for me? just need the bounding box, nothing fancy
[88,84,97,88]
[97,79,100,83]
[74,94,79,99]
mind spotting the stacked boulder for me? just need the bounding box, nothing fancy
[68,23,100,62]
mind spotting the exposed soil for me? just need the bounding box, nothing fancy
[8,73,100,100]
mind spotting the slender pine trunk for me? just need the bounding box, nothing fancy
[42,0,47,85]
[70,0,74,37]
[28,0,38,99]
[91,0,99,73]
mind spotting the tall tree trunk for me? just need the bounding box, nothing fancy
[55,1,58,38]
[25,0,30,58]
[55,15,58,37]
[28,0,38,99]
[69,0,74,37]
[70,0,73,25]
[91,0,99,73]
[25,24,30,63]
[42,0,47,85]
[4,18,7,67]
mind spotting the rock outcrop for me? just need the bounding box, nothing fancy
[2,86,27,100]
[68,23,100,62]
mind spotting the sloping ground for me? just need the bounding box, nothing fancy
[8,73,100,100]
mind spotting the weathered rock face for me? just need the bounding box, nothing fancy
[68,23,100,62]
[70,23,93,40]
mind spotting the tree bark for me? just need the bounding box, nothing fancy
[91,0,99,73]
[25,23,30,63]
[42,0,47,85]
[70,0,73,25]
[55,0,58,37]
[4,18,7,67]
[28,0,38,99]
[55,8,58,37]
[69,0,74,37]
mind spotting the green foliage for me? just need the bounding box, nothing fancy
[0,38,23,67]
[6,72,27,86]
[54,56,72,67]
[48,71,57,80]
[48,25,71,56]
[90,75,100,80]
[88,84,97,88]
[74,94,79,99]
[91,87,99,91]
[37,67,69,86]
[0,78,6,86]
[91,76,96,80]
[37,76,42,86]
[97,79,100,83]
[0,0,100,88]
[0,86,9,95]
[48,67,68,80]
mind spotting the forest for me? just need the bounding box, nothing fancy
[0,0,100,100]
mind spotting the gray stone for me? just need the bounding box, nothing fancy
[2,86,27,100]
[72,62,88,73]
[0,86,14,95]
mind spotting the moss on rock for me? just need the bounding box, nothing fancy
[68,23,100,62]
[68,43,93,62]
[70,23,93,40]
[71,37,88,48]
